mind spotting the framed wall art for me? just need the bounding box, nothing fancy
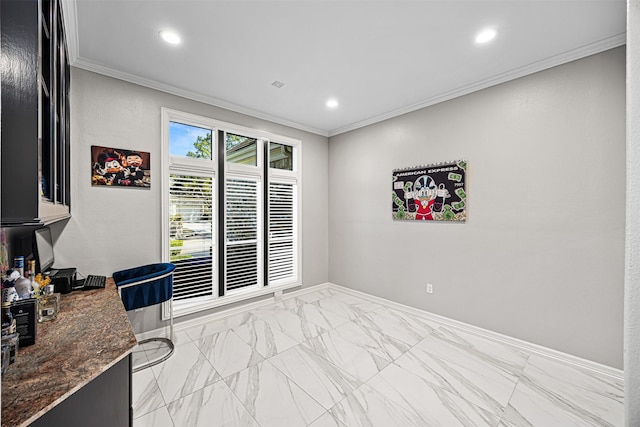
[91,145,151,188]
[392,159,466,221]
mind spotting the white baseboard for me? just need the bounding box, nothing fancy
[326,283,623,381]
[135,281,622,381]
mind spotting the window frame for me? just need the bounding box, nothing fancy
[267,139,301,287]
[161,108,302,319]
[267,178,298,287]
[224,173,263,295]
[168,171,216,302]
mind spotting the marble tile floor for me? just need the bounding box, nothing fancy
[131,288,624,427]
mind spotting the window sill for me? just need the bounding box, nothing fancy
[163,281,301,320]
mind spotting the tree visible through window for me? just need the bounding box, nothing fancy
[186,133,212,159]
[169,122,212,159]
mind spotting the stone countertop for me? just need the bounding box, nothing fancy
[1,279,137,427]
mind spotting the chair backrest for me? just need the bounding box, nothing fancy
[114,263,176,311]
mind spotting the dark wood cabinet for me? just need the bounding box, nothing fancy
[1,0,71,227]
[29,355,133,427]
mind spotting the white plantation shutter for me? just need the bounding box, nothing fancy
[164,111,300,317]
[269,181,296,284]
[169,174,214,301]
[225,177,260,292]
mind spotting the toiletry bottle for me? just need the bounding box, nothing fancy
[38,285,59,322]
[1,306,19,365]
[28,260,38,298]
[1,302,13,332]
[28,260,36,284]
[13,256,24,278]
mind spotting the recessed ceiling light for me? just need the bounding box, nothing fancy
[159,30,181,45]
[326,98,339,109]
[475,28,497,44]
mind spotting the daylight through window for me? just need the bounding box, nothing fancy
[162,109,301,316]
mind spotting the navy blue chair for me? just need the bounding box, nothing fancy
[113,263,176,372]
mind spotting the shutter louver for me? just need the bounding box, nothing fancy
[169,174,214,301]
[269,182,296,284]
[226,178,259,292]
[166,116,300,316]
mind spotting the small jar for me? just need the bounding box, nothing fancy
[38,285,59,323]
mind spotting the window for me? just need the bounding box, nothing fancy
[226,133,257,166]
[268,181,297,284]
[225,177,261,293]
[269,142,293,171]
[169,122,212,159]
[169,174,214,301]
[162,109,301,317]
[268,141,298,286]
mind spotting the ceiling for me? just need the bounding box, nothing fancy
[64,1,627,137]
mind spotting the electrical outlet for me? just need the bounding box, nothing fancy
[426,284,433,294]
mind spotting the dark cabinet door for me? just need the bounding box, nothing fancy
[1,0,41,225]
[29,355,133,427]
[1,0,71,227]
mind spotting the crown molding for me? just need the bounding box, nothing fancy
[327,32,627,137]
[61,0,625,140]
[71,57,330,138]
[62,0,328,137]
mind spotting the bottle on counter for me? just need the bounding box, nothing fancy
[1,302,19,369]
[28,260,36,282]
[37,285,59,323]
[13,256,24,278]
[1,302,13,332]
[28,260,38,298]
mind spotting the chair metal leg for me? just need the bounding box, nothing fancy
[131,298,175,373]
[132,338,175,373]
[170,297,174,342]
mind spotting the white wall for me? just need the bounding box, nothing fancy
[625,0,639,423]
[329,47,626,369]
[54,68,329,328]
[54,48,627,369]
